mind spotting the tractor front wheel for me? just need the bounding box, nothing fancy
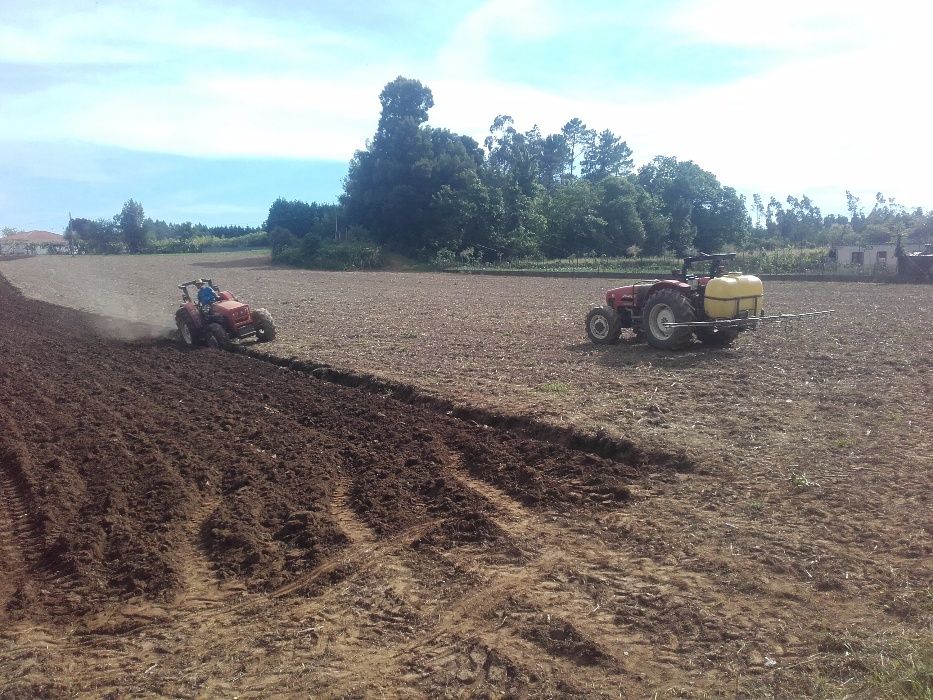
[204,322,232,350]
[643,289,695,350]
[696,326,739,347]
[585,306,621,344]
[252,308,277,342]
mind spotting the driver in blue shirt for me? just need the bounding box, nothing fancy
[194,279,219,308]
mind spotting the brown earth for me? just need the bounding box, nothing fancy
[0,253,931,698]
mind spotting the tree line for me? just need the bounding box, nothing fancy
[336,77,749,260]
[274,76,931,264]
[51,75,932,263]
[61,202,263,254]
[750,191,932,249]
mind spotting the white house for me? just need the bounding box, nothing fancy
[827,243,925,272]
[0,230,69,255]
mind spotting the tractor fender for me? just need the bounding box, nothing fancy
[176,303,204,329]
[646,280,691,295]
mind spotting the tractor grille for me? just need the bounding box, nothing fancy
[234,306,250,322]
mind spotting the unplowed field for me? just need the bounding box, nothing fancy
[0,253,930,698]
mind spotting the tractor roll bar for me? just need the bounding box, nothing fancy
[681,252,736,278]
[178,278,214,288]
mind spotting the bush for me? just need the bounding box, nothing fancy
[270,234,384,270]
[269,227,299,258]
[145,230,270,255]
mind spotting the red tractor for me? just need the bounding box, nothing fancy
[586,253,833,350]
[586,253,763,350]
[175,279,276,349]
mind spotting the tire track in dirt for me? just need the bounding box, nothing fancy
[330,473,376,545]
[332,449,627,693]
[445,454,542,538]
[402,446,774,691]
[175,497,245,607]
[0,457,31,604]
[0,411,81,612]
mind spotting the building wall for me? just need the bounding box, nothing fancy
[828,243,925,272]
[0,241,67,255]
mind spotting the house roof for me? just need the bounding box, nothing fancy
[5,230,67,245]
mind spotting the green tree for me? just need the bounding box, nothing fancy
[545,180,605,256]
[845,190,865,232]
[67,217,122,254]
[752,193,764,232]
[265,198,339,239]
[376,75,434,137]
[637,156,748,253]
[560,118,595,180]
[542,177,664,257]
[581,129,633,181]
[783,195,823,245]
[118,199,146,253]
[343,77,485,256]
[537,133,568,191]
[484,116,540,196]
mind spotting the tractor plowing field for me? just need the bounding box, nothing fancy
[0,255,930,698]
[175,278,276,348]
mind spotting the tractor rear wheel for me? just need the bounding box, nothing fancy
[252,308,277,342]
[204,322,231,350]
[643,289,695,350]
[696,326,739,347]
[585,306,621,344]
[176,314,197,347]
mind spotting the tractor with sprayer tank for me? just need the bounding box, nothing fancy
[585,253,833,350]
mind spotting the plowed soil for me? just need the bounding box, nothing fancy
[0,255,931,698]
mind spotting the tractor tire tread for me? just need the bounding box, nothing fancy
[252,308,277,342]
[643,288,696,351]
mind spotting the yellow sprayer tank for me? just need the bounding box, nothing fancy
[703,273,764,319]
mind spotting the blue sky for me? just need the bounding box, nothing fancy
[1,0,931,232]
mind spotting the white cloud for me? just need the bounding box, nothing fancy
[664,0,931,50]
[425,1,933,211]
[435,0,563,77]
[2,0,932,213]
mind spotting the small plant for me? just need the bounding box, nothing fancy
[538,381,571,394]
[790,472,814,487]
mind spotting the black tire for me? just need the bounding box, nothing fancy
[204,322,231,350]
[585,306,621,344]
[642,289,696,350]
[176,313,197,347]
[695,326,739,347]
[252,308,277,342]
